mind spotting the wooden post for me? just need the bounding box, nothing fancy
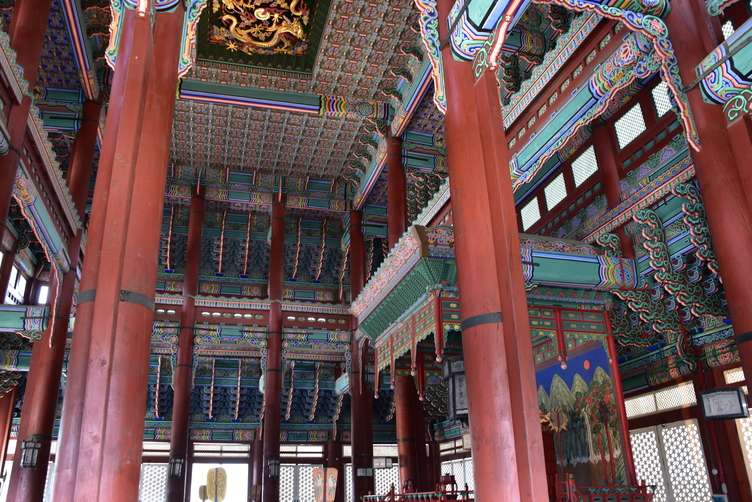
[436,0,549,499]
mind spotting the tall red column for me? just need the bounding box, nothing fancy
[55,6,184,501]
[349,209,374,501]
[350,211,365,298]
[437,0,549,499]
[604,309,636,484]
[665,0,752,394]
[52,29,129,502]
[726,114,752,202]
[0,245,17,304]
[325,440,344,502]
[5,70,101,502]
[6,271,64,502]
[251,438,263,501]
[426,439,440,491]
[0,387,16,471]
[66,99,102,217]
[591,125,636,259]
[167,186,205,501]
[0,0,54,232]
[0,0,54,303]
[387,136,407,249]
[263,193,284,502]
[412,389,429,491]
[394,375,423,491]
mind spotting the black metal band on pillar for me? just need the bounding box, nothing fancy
[265,368,282,372]
[736,331,752,345]
[397,437,416,442]
[119,289,155,310]
[77,289,96,304]
[460,311,502,331]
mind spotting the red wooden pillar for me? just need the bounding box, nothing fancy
[66,99,102,218]
[263,302,283,502]
[426,439,440,491]
[350,211,365,297]
[349,209,374,500]
[604,308,637,485]
[167,186,205,501]
[5,63,101,502]
[263,192,284,502]
[437,0,549,500]
[325,440,344,502]
[666,0,752,394]
[0,245,17,304]
[52,30,129,502]
[0,0,55,303]
[412,390,428,491]
[7,271,64,502]
[0,387,16,471]
[387,135,407,249]
[350,337,374,500]
[394,375,421,491]
[0,0,54,236]
[726,114,752,210]
[591,125,636,259]
[58,6,184,501]
[251,439,263,502]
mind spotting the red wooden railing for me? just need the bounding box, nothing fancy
[555,474,655,502]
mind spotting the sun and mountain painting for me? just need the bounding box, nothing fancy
[537,342,627,488]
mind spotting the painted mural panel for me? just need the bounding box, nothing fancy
[537,342,627,488]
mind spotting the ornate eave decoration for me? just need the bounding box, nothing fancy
[696,18,752,120]
[352,224,637,341]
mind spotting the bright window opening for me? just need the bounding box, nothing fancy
[520,198,541,231]
[38,285,49,305]
[624,381,697,419]
[614,105,647,149]
[544,173,567,211]
[571,146,599,187]
[651,81,672,118]
[722,19,735,40]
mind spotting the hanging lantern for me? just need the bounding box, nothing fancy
[19,435,45,469]
[267,456,280,478]
[168,453,185,478]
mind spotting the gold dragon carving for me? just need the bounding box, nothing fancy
[211,0,311,55]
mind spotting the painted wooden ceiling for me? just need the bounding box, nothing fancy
[22,0,579,290]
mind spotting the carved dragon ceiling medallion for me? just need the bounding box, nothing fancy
[197,0,330,72]
[212,0,310,55]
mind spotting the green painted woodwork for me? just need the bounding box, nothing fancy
[515,88,593,170]
[468,0,496,26]
[182,80,322,107]
[359,258,457,340]
[0,305,49,340]
[532,256,601,287]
